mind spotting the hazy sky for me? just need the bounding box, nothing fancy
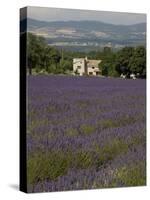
[27,6,146,25]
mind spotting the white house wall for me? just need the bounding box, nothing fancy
[73,58,101,76]
[87,66,100,75]
[73,58,86,75]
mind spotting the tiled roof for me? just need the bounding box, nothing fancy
[87,60,101,66]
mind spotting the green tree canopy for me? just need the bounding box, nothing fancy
[115,47,134,75]
[27,33,61,74]
[129,46,146,77]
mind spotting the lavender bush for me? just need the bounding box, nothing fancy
[27,75,146,192]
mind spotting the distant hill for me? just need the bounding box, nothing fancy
[21,18,146,51]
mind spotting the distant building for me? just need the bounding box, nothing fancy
[73,57,101,76]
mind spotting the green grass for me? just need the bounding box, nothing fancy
[27,151,71,185]
[101,119,118,129]
[129,134,146,146]
[116,162,146,186]
[27,149,94,189]
[66,128,79,136]
[100,116,138,130]
[95,139,128,166]
[80,124,95,135]
[74,151,93,169]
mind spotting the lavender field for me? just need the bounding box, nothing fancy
[27,75,146,192]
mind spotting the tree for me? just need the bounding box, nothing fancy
[103,46,112,54]
[129,46,146,77]
[115,47,134,75]
[59,60,72,72]
[27,33,61,74]
[27,33,47,74]
[100,50,119,77]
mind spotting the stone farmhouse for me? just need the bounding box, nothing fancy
[73,57,102,76]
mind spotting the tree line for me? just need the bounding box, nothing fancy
[27,33,146,78]
[27,33,72,74]
[100,46,146,78]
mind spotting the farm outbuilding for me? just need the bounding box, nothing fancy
[73,57,101,76]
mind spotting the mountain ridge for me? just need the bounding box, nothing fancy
[21,18,146,51]
[27,18,146,27]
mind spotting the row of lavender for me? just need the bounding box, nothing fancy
[27,75,146,192]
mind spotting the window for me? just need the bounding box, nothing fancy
[92,66,95,69]
[89,72,93,75]
[77,66,81,69]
